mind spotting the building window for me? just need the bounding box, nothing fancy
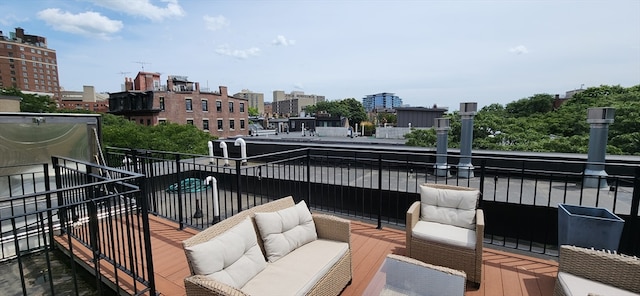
[229,119,235,130]
[229,102,234,113]
[217,119,223,130]
[139,119,144,124]
[203,119,209,130]
[6,44,12,49]
[240,119,246,129]
[159,119,167,124]
[159,97,165,110]
[240,102,245,113]
[187,119,194,125]
[202,100,208,111]
[147,119,151,126]
[186,99,192,111]
[216,101,222,112]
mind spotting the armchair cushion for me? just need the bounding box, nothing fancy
[557,271,639,296]
[412,221,477,249]
[420,184,479,230]
[255,200,318,262]
[184,218,266,289]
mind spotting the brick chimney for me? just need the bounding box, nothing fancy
[219,86,228,96]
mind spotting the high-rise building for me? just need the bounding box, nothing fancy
[233,89,264,115]
[272,90,325,116]
[0,28,61,100]
[362,93,403,112]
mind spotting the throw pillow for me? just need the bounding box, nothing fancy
[184,218,266,288]
[254,200,318,262]
[420,184,479,230]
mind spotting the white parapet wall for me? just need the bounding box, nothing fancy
[315,127,351,137]
[375,127,430,139]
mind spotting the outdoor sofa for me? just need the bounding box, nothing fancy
[182,196,352,296]
[554,245,640,296]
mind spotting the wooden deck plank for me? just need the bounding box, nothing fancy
[55,216,558,296]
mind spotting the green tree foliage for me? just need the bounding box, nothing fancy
[404,128,437,147]
[404,84,640,155]
[1,87,57,113]
[305,98,368,126]
[101,114,215,154]
[248,107,260,116]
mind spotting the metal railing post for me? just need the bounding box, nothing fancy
[479,159,486,208]
[138,176,157,295]
[52,157,66,233]
[377,154,383,229]
[176,154,184,229]
[306,149,311,205]
[236,160,243,213]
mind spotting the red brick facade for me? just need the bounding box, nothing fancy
[110,80,249,138]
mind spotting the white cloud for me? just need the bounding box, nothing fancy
[272,35,295,46]
[215,45,261,59]
[294,83,304,90]
[509,45,529,55]
[203,15,228,31]
[37,8,123,39]
[0,14,27,26]
[87,0,185,21]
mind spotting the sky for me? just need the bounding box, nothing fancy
[1,0,639,110]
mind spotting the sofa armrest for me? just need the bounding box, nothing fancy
[406,201,421,256]
[313,213,351,244]
[558,245,640,293]
[184,275,249,296]
[476,209,484,248]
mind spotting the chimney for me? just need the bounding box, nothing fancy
[15,27,24,39]
[219,86,228,96]
[195,82,200,92]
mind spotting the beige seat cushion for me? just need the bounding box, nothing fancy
[412,221,476,249]
[184,218,266,289]
[557,271,640,296]
[241,239,349,296]
[420,184,479,230]
[254,200,318,262]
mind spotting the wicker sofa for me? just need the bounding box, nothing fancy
[554,245,640,296]
[406,184,484,285]
[182,196,352,296]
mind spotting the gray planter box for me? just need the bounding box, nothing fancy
[558,203,624,251]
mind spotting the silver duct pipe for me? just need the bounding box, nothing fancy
[220,141,230,167]
[584,107,615,188]
[457,102,477,178]
[434,118,451,177]
[234,137,248,165]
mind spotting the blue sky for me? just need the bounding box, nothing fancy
[2,0,639,110]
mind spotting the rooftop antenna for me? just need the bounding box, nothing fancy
[580,84,585,89]
[133,61,150,71]
[117,71,130,78]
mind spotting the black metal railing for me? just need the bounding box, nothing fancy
[106,146,640,257]
[0,157,156,296]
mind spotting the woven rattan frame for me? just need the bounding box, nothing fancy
[406,184,484,284]
[182,196,352,296]
[553,245,640,296]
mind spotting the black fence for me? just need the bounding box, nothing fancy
[0,157,155,296]
[107,146,640,257]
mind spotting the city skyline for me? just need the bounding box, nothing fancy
[1,0,639,110]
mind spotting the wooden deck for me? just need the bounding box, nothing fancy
[57,214,558,296]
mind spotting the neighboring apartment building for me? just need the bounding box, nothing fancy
[395,106,448,128]
[362,92,403,112]
[0,28,60,100]
[59,85,109,113]
[109,72,249,138]
[272,90,325,116]
[233,89,264,115]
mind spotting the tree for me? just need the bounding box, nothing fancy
[404,128,437,147]
[101,114,216,154]
[305,98,367,127]
[1,87,57,113]
[248,107,260,116]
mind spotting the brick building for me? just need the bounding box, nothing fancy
[109,72,249,138]
[59,85,109,112]
[0,28,60,100]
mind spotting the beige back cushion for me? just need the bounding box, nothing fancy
[420,184,479,230]
[254,200,318,262]
[184,218,267,288]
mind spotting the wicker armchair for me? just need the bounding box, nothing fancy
[554,245,640,296]
[406,184,484,285]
